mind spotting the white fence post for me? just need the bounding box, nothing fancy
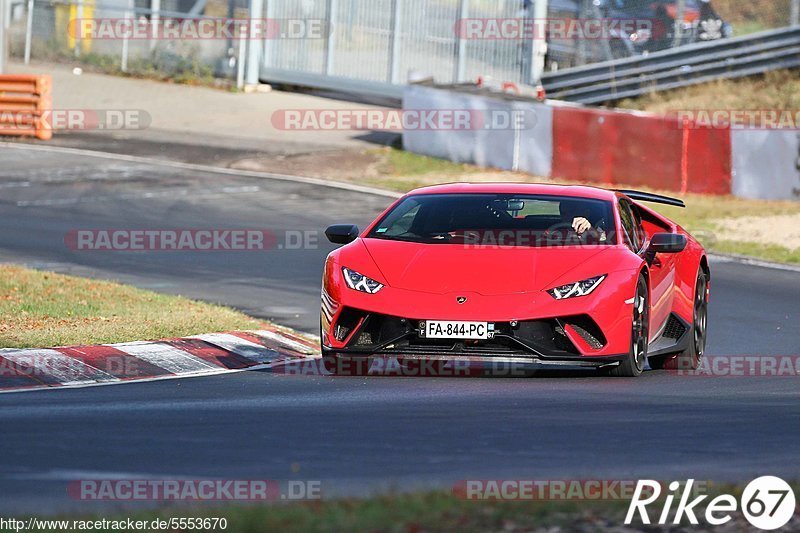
[453,0,467,83]
[531,0,548,84]
[245,0,263,86]
[0,0,7,73]
[324,0,337,75]
[24,0,33,64]
[74,0,83,57]
[150,0,160,51]
[121,6,131,71]
[387,0,401,83]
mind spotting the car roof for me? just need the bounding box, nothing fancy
[405,182,618,202]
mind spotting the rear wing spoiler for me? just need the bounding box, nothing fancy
[614,190,686,208]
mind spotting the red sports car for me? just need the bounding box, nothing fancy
[321,183,709,377]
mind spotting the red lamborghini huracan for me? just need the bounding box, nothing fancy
[321,183,709,377]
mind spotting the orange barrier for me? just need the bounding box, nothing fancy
[0,74,53,140]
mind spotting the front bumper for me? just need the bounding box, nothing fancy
[323,309,623,359]
[319,352,627,377]
[322,270,638,359]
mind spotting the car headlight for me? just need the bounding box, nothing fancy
[547,275,606,300]
[342,267,383,294]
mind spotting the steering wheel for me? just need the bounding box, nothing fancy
[546,222,594,245]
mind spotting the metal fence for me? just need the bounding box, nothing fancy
[262,0,544,97]
[263,0,800,96]
[5,0,799,93]
[542,25,800,103]
[6,0,249,83]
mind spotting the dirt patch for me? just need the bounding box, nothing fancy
[713,213,800,250]
[231,150,384,180]
[230,149,538,190]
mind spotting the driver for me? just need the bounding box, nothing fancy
[559,200,607,242]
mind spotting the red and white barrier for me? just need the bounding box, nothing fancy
[0,327,319,393]
[551,104,732,195]
[403,85,800,199]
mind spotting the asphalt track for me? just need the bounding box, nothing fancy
[0,143,799,513]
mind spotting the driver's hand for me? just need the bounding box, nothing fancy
[572,217,592,235]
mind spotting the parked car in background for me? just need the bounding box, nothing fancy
[546,0,732,70]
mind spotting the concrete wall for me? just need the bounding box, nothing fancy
[732,130,800,200]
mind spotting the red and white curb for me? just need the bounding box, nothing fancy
[0,328,320,393]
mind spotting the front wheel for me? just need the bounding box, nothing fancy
[608,276,649,377]
[675,270,709,370]
[650,269,709,371]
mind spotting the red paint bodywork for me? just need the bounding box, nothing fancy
[322,183,707,360]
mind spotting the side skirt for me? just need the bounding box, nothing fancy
[647,313,692,358]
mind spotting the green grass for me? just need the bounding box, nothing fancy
[376,148,480,178]
[711,240,800,264]
[16,493,636,532]
[0,265,262,348]
[30,482,800,532]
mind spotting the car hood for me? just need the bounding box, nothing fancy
[361,238,616,296]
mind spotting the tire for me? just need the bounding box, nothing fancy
[671,270,709,371]
[608,275,649,377]
[320,321,338,375]
[648,269,709,371]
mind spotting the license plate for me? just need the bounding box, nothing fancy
[424,320,490,340]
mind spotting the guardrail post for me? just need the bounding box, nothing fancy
[792,0,799,26]
[453,0,467,83]
[387,0,401,84]
[24,0,33,64]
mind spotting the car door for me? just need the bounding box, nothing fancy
[619,199,675,336]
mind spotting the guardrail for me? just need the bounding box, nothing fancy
[0,74,53,140]
[541,27,800,105]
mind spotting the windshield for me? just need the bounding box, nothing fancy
[367,194,614,247]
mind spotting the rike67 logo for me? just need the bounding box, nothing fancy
[626,477,796,530]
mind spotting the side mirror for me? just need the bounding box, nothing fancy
[648,233,687,254]
[325,224,360,245]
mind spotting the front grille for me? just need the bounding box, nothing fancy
[334,308,368,342]
[562,315,607,350]
[568,324,604,349]
[331,311,608,357]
